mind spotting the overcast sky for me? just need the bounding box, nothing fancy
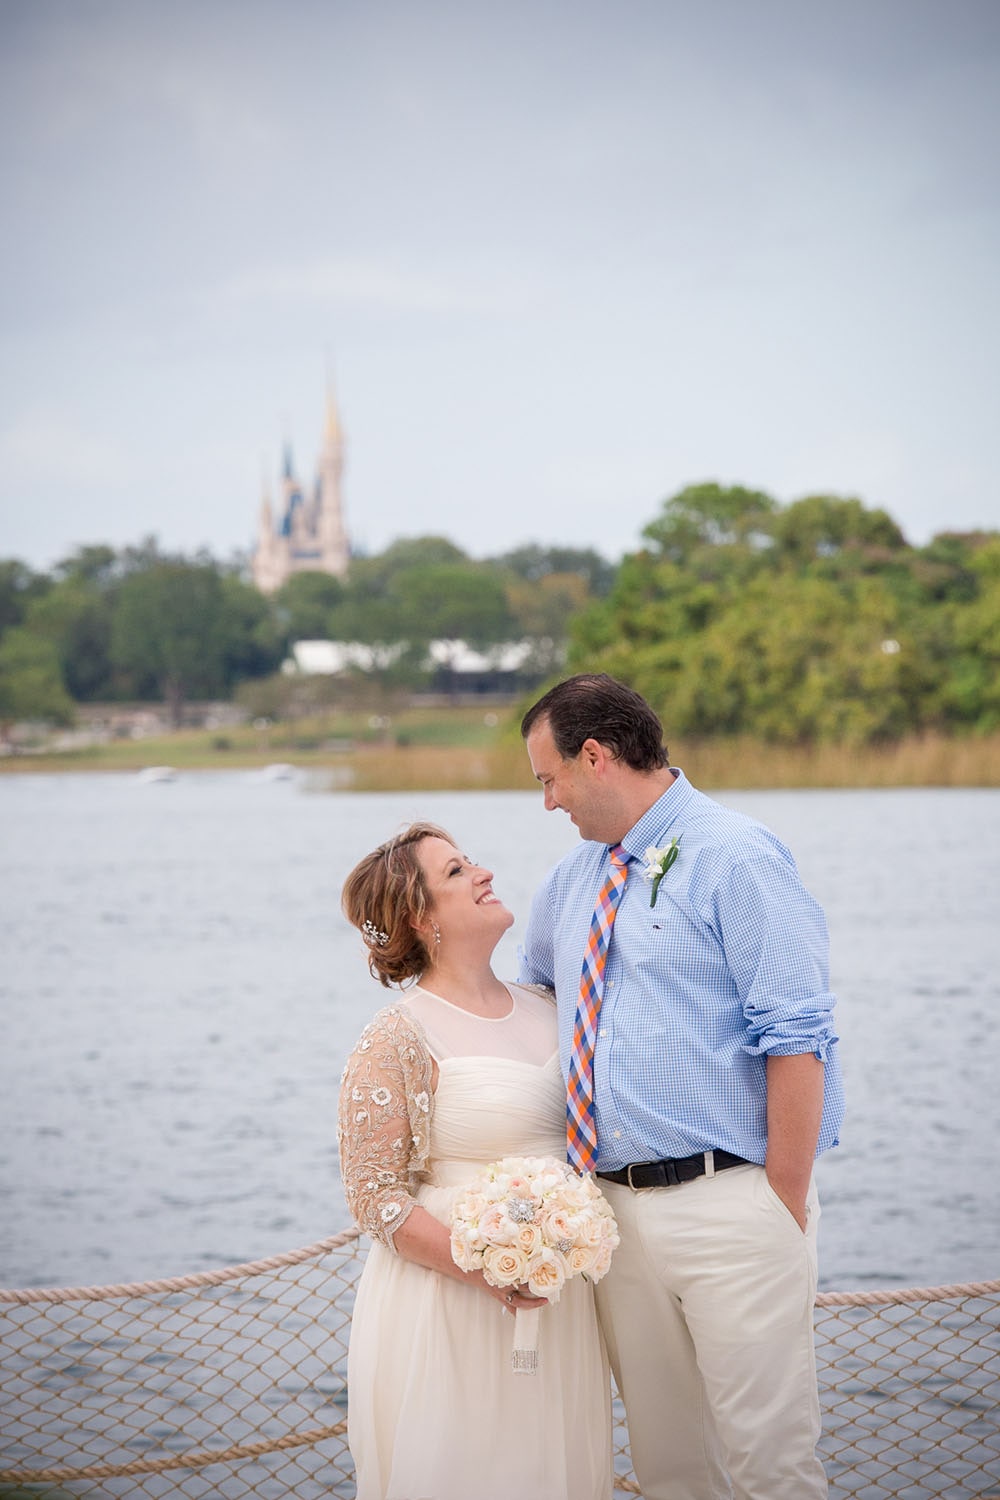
[1,0,998,573]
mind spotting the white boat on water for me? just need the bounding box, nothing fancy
[254,762,297,782]
[135,766,177,784]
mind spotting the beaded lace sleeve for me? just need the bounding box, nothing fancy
[337,1005,434,1251]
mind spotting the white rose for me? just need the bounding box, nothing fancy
[482,1243,530,1287]
[574,1213,607,1249]
[478,1202,518,1245]
[454,1188,487,1221]
[515,1222,543,1257]
[526,1247,567,1301]
[567,1244,597,1276]
[541,1207,575,1246]
[450,1230,478,1271]
[560,1179,594,1211]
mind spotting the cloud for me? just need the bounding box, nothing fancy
[3,2,285,145]
[0,409,133,490]
[220,256,541,318]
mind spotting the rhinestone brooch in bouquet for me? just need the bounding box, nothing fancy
[450,1155,620,1373]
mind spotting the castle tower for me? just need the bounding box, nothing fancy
[252,475,284,595]
[252,389,351,594]
[316,388,350,577]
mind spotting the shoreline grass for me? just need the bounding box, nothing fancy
[2,711,998,790]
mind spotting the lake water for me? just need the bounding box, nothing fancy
[1,771,997,1295]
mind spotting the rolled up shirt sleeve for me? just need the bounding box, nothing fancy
[715,851,839,1061]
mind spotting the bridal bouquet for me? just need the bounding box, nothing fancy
[450,1155,619,1373]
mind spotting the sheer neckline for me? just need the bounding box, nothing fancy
[411,982,516,1024]
[436,1049,561,1070]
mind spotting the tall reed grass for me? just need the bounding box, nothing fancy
[329,732,1000,793]
[667,732,1000,789]
[3,723,997,790]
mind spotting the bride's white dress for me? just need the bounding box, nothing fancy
[339,982,612,1500]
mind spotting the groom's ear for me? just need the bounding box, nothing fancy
[579,738,610,775]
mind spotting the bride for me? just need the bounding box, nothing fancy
[338,822,612,1500]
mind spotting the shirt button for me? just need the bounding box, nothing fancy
[613,1130,622,1139]
[599,1028,607,1037]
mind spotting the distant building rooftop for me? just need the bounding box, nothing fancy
[283,638,535,676]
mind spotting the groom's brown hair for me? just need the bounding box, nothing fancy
[521,673,669,773]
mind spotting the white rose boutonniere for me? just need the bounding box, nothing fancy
[643,836,681,907]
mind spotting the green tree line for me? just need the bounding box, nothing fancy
[0,537,614,728]
[568,485,1000,744]
[2,485,997,744]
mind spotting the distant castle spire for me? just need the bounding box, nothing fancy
[258,465,273,537]
[252,387,351,594]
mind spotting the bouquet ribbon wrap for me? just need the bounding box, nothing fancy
[510,1306,540,1376]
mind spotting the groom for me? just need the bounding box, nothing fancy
[517,673,843,1500]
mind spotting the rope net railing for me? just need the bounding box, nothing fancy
[1,1231,997,1500]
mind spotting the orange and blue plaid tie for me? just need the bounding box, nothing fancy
[567,843,629,1173]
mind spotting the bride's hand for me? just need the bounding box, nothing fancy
[487,1279,547,1311]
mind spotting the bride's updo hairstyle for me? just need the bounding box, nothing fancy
[342,822,456,988]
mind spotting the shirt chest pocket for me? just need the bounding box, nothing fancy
[620,894,720,970]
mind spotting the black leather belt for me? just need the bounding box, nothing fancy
[597,1149,751,1190]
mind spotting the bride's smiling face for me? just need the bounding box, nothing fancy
[416,836,514,950]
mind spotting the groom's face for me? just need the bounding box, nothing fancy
[525,719,608,842]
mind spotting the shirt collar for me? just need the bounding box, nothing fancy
[619,768,693,863]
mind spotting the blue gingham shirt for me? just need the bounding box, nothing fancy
[518,771,844,1171]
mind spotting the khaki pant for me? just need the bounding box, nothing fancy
[596,1163,826,1500]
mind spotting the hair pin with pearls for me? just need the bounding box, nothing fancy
[362,919,389,948]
